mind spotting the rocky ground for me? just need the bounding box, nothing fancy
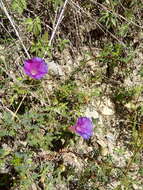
[0,0,143,189]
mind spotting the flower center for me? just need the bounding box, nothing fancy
[76,125,82,132]
[31,69,37,75]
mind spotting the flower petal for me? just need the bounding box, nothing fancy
[69,117,94,139]
[23,57,48,79]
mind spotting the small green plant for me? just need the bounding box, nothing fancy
[30,39,52,57]
[24,17,42,36]
[98,43,133,77]
[12,0,27,14]
[118,23,130,37]
[57,38,69,52]
[29,31,52,57]
[99,10,117,29]
[48,0,64,9]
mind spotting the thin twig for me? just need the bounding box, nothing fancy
[0,0,30,58]
[12,94,27,120]
[0,100,19,120]
[70,0,126,48]
[95,1,143,29]
[0,65,46,106]
[48,0,69,46]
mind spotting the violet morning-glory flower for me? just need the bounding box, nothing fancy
[69,117,94,139]
[23,57,48,79]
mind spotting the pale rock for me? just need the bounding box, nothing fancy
[84,107,99,119]
[106,133,116,155]
[99,98,115,116]
[62,152,84,171]
[19,141,27,147]
[100,146,108,156]
[46,60,64,76]
[133,184,143,190]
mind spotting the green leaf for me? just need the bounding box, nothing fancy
[111,17,116,27]
[41,32,49,44]
[24,17,42,36]
[12,0,27,14]
[33,17,42,36]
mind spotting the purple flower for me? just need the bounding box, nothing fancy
[69,117,94,139]
[23,57,48,79]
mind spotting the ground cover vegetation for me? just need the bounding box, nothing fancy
[0,0,143,189]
